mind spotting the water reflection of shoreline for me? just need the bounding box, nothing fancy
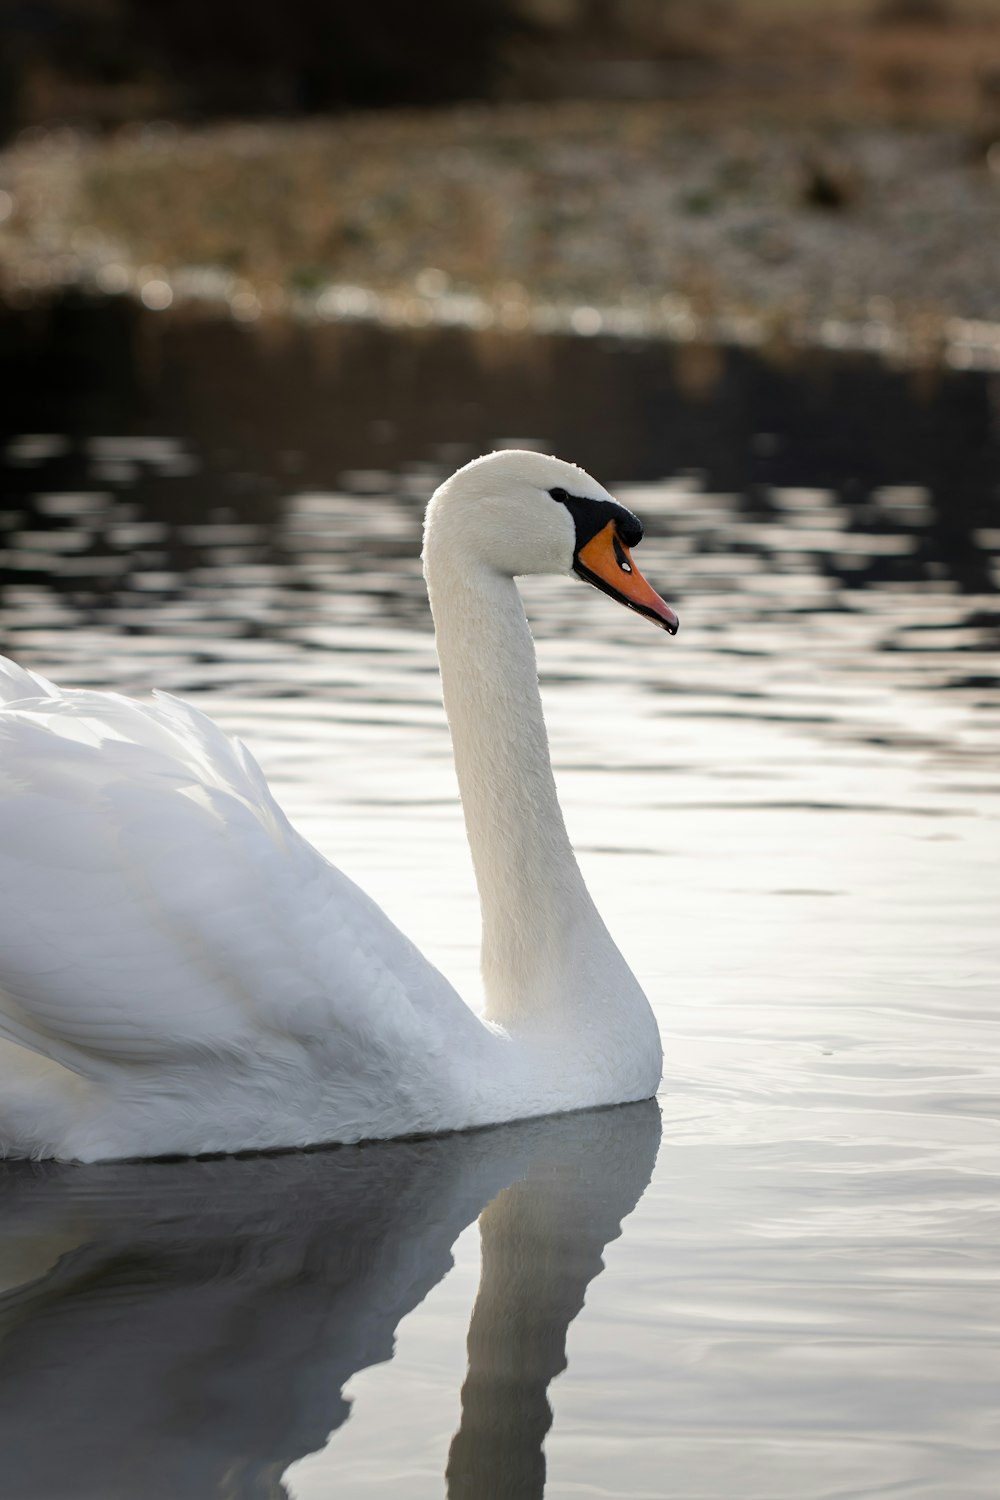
[2,298,998,619]
[0,1101,660,1499]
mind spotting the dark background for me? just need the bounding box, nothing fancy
[2,1,997,137]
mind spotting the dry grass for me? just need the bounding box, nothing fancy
[506,0,1000,130]
[2,101,997,349]
[1,4,997,357]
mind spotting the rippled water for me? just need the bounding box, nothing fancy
[1,298,999,1499]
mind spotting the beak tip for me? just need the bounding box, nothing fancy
[573,528,679,637]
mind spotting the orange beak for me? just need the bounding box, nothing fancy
[574,522,679,634]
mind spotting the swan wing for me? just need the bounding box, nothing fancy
[0,659,473,1081]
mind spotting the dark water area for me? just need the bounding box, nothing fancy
[1,296,999,1499]
[2,292,999,607]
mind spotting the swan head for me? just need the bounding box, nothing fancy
[424,450,678,634]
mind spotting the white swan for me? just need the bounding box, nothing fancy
[0,450,677,1161]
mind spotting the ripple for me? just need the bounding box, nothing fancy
[2,308,999,1499]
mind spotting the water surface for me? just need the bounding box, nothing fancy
[1,299,999,1498]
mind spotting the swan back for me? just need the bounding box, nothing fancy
[0,660,486,1159]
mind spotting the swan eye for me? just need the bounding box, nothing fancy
[548,487,570,503]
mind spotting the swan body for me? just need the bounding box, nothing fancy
[0,451,675,1161]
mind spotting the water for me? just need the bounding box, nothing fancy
[1,296,999,1499]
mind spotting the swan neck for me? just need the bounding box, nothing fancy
[425,547,593,1025]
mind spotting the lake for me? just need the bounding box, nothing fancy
[1,295,999,1499]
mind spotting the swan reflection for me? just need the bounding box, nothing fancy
[0,1100,659,1499]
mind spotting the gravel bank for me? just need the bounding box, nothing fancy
[1,106,998,365]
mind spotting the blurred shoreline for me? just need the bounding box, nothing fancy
[2,104,998,369]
